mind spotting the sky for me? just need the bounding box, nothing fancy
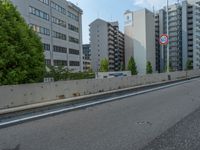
[69,0,178,44]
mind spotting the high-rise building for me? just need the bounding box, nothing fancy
[89,19,125,72]
[82,44,91,72]
[124,9,156,75]
[155,0,200,72]
[11,0,83,72]
[182,0,200,70]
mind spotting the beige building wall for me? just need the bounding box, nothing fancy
[124,11,134,68]
[124,9,156,74]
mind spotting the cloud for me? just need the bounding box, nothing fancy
[132,0,180,10]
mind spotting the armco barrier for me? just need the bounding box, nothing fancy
[0,70,199,110]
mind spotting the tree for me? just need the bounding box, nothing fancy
[186,60,193,70]
[127,56,138,75]
[120,63,125,71]
[99,58,109,72]
[45,66,95,81]
[164,62,173,72]
[0,0,45,85]
[146,61,153,74]
[45,66,69,81]
[169,62,173,72]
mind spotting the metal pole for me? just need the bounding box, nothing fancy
[166,0,170,72]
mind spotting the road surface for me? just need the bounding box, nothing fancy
[1,78,200,150]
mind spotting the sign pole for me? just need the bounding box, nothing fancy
[159,34,169,73]
[166,0,170,72]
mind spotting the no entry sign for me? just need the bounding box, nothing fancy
[159,34,169,45]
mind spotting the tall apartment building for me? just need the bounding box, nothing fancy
[182,0,200,70]
[124,9,156,75]
[82,44,91,71]
[11,0,83,72]
[155,13,161,72]
[155,0,200,72]
[89,19,125,72]
[155,4,182,72]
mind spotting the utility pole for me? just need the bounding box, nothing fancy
[166,0,170,72]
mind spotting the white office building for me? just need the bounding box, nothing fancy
[124,9,156,74]
[82,44,91,72]
[11,0,83,72]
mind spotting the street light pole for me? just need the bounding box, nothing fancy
[166,0,170,72]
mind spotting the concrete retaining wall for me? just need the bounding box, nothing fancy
[0,70,199,110]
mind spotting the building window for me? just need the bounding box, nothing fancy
[68,24,79,33]
[51,1,66,15]
[52,31,66,40]
[29,6,49,21]
[54,60,68,66]
[69,36,79,44]
[69,61,80,66]
[68,11,79,21]
[38,0,49,5]
[45,59,51,65]
[52,16,66,28]
[43,43,50,51]
[30,24,50,36]
[69,49,79,55]
[53,45,67,53]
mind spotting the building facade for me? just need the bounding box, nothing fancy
[82,44,91,72]
[182,0,200,70]
[155,0,200,72]
[124,9,156,75]
[89,19,125,72]
[11,0,83,72]
[156,4,183,72]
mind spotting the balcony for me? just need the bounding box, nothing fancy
[108,30,114,35]
[108,39,114,43]
[108,54,114,59]
[108,44,114,49]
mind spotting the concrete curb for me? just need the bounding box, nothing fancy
[0,76,198,116]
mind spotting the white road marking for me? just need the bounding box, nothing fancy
[0,78,199,128]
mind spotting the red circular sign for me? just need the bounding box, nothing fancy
[159,34,169,45]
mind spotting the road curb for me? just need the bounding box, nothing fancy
[0,76,199,116]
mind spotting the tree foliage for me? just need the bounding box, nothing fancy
[169,62,173,72]
[186,60,193,70]
[0,0,45,85]
[99,58,109,72]
[44,66,95,81]
[146,61,153,74]
[164,62,173,72]
[127,56,137,75]
[120,63,125,71]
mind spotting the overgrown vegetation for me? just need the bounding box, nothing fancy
[0,0,45,85]
[146,61,153,74]
[44,66,95,81]
[99,58,109,72]
[127,56,138,75]
[186,60,193,70]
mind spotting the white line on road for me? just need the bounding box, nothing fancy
[0,78,199,128]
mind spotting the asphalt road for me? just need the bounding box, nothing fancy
[1,78,200,150]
